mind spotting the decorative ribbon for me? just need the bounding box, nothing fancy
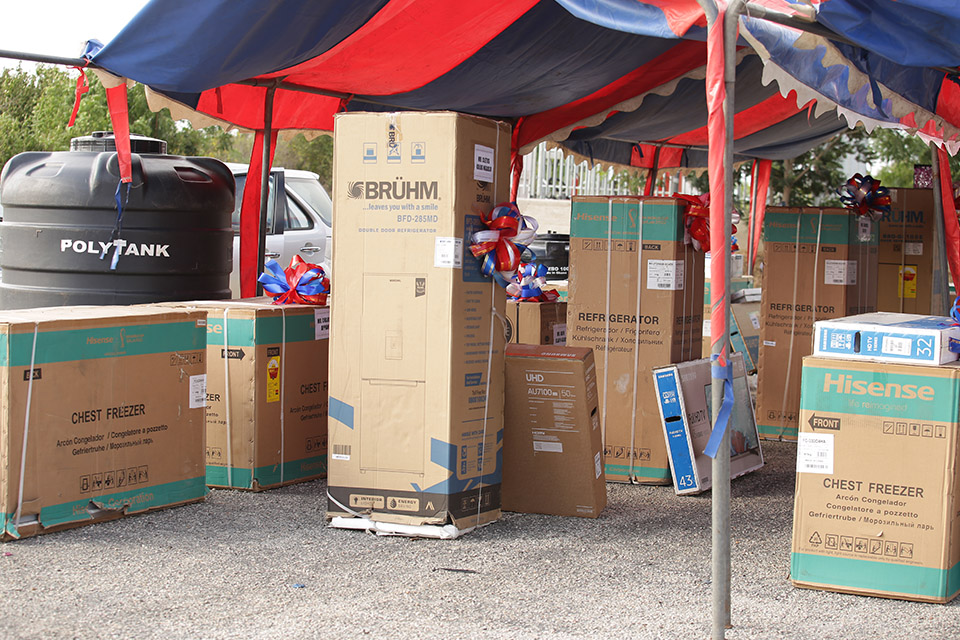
[469,202,538,290]
[703,355,736,459]
[258,255,330,305]
[99,180,131,270]
[837,173,891,220]
[67,65,89,128]
[674,192,739,253]
[508,262,560,302]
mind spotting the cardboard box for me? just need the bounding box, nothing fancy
[0,306,207,540]
[160,299,330,490]
[502,344,606,517]
[652,353,763,495]
[506,300,566,345]
[567,196,704,484]
[814,312,960,365]
[327,111,510,537]
[791,356,960,602]
[701,302,761,374]
[878,188,935,314]
[755,207,878,441]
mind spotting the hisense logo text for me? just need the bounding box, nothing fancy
[822,373,934,401]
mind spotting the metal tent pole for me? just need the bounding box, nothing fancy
[256,85,277,296]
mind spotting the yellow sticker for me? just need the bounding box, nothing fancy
[899,265,917,299]
[266,356,280,402]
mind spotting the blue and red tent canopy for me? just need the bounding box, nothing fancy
[85,0,960,296]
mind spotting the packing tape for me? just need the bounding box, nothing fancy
[280,306,287,487]
[777,214,803,440]
[703,355,735,458]
[223,308,235,488]
[627,201,645,480]
[13,321,40,534]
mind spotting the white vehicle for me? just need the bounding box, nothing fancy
[228,164,332,297]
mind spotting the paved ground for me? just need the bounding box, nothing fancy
[1,440,958,639]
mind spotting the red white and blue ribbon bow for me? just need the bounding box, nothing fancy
[258,255,330,305]
[509,262,560,302]
[469,201,538,290]
[673,192,739,253]
[837,173,891,220]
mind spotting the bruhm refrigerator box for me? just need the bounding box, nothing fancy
[327,112,510,538]
[755,207,878,441]
[503,344,606,517]
[652,353,763,495]
[159,299,330,490]
[792,356,960,603]
[814,312,960,366]
[567,196,704,484]
[877,188,936,314]
[0,306,208,540]
[506,300,567,346]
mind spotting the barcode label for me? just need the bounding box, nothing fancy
[332,444,351,461]
[189,374,207,409]
[882,336,913,356]
[797,432,833,474]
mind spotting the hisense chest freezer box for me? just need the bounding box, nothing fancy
[814,312,960,366]
[792,356,960,602]
[503,344,606,517]
[159,299,330,490]
[0,306,208,540]
[567,196,704,484]
[327,112,510,538]
[755,207,878,441]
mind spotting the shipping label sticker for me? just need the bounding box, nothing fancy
[763,340,776,347]
[189,374,207,409]
[533,441,563,453]
[749,311,761,330]
[797,432,834,474]
[594,451,602,479]
[858,218,873,242]
[553,323,567,345]
[474,144,495,183]
[315,307,331,340]
[703,319,711,335]
[881,335,913,356]
[434,237,463,269]
[904,242,924,256]
[824,259,857,286]
[266,356,281,403]
[646,259,685,291]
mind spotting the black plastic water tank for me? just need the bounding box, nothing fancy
[0,133,234,309]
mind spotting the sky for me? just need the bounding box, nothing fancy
[0,0,151,69]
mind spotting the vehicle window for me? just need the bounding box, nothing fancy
[285,193,314,231]
[287,177,332,227]
[231,174,276,234]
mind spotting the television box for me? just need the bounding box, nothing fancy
[159,299,330,490]
[503,344,606,517]
[755,207,878,441]
[0,306,208,540]
[506,300,566,345]
[791,356,960,602]
[702,302,761,374]
[327,111,510,537]
[567,196,704,484]
[814,312,960,366]
[652,353,763,495]
[878,188,936,314]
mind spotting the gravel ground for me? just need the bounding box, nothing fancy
[1,440,958,640]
